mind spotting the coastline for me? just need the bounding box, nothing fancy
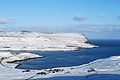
[0,51,120,79]
[33,74,120,80]
[1,33,118,80]
[0,32,97,51]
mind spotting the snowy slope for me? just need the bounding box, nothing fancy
[2,52,43,63]
[0,52,43,80]
[0,32,96,51]
[0,51,120,80]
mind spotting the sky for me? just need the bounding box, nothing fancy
[0,0,120,39]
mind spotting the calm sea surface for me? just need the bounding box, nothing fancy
[31,74,120,80]
[18,39,120,70]
[18,39,120,80]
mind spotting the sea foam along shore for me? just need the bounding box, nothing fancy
[0,52,120,80]
[0,32,97,51]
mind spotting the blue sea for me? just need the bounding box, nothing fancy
[17,39,120,80]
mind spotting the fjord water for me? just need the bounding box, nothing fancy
[32,74,120,80]
[18,39,120,70]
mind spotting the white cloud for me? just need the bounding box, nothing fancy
[0,18,15,24]
[99,12,107,17]
[73,14,86,21]
[116,14,120,20]
[68,24,120,32]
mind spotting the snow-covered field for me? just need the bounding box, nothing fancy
[0,32,118,80]
[0,52,120,80]
[0,52,43,80]
[0,32,96,51]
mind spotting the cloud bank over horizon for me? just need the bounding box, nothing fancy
[0,18,15,24]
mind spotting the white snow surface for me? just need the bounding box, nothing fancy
[0,52,43,80]
[0,51,120,80]
[0,52,13,58]
[0,32,96,51]
[2,52,43,63]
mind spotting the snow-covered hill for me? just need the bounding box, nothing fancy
[0,52,120,80]
[0,32,96,51]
